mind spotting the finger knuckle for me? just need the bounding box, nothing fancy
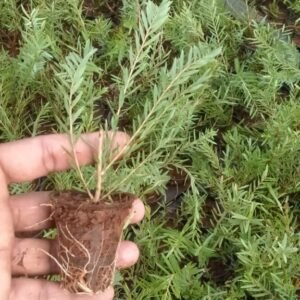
[40,138,57,174]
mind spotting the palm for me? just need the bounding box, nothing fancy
[0,133,144,300]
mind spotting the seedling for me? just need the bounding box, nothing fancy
[2,0,300,298]
[48,0,219,294]
[50,190,135,293]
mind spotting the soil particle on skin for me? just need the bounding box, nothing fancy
[50,191,134,293]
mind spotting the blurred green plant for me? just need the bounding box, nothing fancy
[1,0,300,299]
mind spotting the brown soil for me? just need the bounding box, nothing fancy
[200,197,219,232]
[0,29,21,57]
[146,166,190,206]
[50,190,134,294]
[83,0,122,24]
[203,256,235,286]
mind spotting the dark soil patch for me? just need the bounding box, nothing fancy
[94,100,113,126]
[200,196,220,233]
[146,166,190,209]
[232,105,255,126]
[254,0,296,23]
[32,176,52,192]
[50,190,134,293]
[245,292,256,300]
[0,29,21,57]
[147,166,190,205]
[203,256,235,286]
[254,0,300,47]
[83,0,123,24]
[215,129,227,158]
[293,276,300,298]
[144,166,191,229]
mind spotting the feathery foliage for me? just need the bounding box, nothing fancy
[1,0,300,299]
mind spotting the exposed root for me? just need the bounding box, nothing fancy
[37,248,71,278]
[64,224,92,271]
[56,222,120,293]
[24,209,54,230]
[50,191,134,293]
[77,281,94,294]
[38,247,95,294]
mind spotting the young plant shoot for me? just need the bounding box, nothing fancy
[49,0,219,294]
[2,0,299,298]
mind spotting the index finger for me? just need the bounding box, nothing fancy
[0,132,129,183]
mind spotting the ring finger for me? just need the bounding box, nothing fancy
[12,238,139,276]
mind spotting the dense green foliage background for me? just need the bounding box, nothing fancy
[1,0,300,299]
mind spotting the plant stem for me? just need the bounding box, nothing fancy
[116,22,151,118]
[102,59,199,179]
[94,131,103,202]
[68,97,93,200]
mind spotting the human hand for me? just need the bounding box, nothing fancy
[0,132,144,300]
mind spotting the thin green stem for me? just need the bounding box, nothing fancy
[94,131,103,202]
[68,93,93,200]
[102,59,200,180]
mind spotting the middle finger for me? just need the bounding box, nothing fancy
[10,192,145,232]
